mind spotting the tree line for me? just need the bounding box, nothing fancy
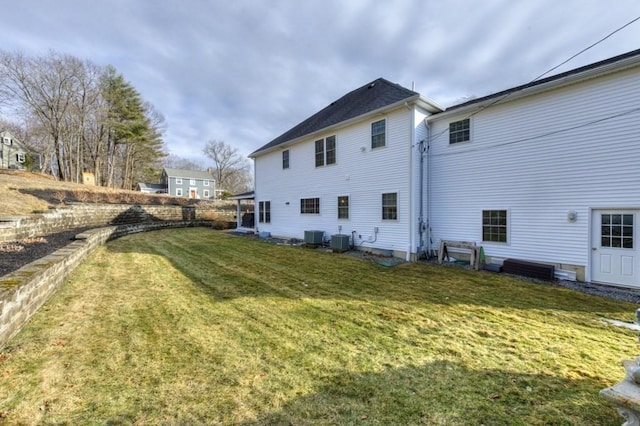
[0,50,165,190]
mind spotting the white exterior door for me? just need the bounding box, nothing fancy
[591,210,639,287]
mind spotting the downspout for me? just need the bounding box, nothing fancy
[407,102,415,261]
[417,136,425,257]
[421,118,432,258]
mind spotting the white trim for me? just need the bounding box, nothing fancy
[176,178,183,185]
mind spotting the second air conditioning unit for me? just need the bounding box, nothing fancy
[330,234,350,252]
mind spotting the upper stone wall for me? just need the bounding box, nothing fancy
[0,202,237,242]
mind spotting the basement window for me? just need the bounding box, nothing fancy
[482,210,507,243]
[449,118,470,144]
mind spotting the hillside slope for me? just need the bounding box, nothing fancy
[0,169,180,218]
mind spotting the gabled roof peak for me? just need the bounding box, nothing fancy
[250,78,428,157]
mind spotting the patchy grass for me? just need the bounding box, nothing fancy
[0,228,636,424]
[0,169,189,218]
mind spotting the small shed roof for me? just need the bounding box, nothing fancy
[137,183,166,192]
[227,190,254,200]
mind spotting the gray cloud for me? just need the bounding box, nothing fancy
[1,0,639,161]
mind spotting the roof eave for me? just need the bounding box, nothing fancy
[250,94,442,158]
[428,51,640,122]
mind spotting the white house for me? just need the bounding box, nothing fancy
[250,48,640,288]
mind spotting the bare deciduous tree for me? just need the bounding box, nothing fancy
[202,139,252,195]
[0,50,166,188]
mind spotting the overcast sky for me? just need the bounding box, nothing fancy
[1,1,639,162]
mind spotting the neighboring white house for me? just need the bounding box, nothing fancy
[250,49,640,288]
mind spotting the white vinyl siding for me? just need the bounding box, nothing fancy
[253,108,415,252]
[427,66,640,270]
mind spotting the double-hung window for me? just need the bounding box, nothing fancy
[482,210,507,243]
[16,153,25,163]
[338,196,349,219]
[259,201,271,223]
[371,119,386,149]
[382,193,397,220]
[301,198,320,214]
[282,150,290,169]
[315,136,336,167]
[449,118,470,144]
[176,178,182,185]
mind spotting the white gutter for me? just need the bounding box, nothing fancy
[428,52,640,121]
[250,94,444,159]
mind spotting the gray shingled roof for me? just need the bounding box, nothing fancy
[444,48,640,113]
[163,168,214,180]
[250,78,420,157]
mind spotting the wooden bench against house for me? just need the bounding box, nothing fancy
[438,240,483,270]
[502,258,555,281]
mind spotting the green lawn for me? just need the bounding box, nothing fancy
[0,228,636,424]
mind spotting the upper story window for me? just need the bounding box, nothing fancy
[2,137,11,145]
[449,118,470,144]
[176,178,183,185]
[315,136,336,167]
[371,119,386,149]
[482,210,507,243]
[382,192,397,220]
[203,180,210,186]
[282,150,290,169]
[301,197,320,214]
[190,179,196,185]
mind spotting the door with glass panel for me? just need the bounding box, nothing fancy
[591,210,638,287]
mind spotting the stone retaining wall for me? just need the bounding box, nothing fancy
[0,202,235,243]
[0,221,212,349]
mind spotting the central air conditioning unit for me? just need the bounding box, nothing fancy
[304,230,324,245]
[330,234,350,252]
